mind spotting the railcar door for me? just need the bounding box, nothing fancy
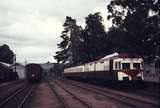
[109,60,113,71]
[109,59,115,80]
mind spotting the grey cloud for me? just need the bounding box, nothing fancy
[0,33,31,41]
[0,0,110,63]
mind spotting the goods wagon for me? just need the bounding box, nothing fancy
[64,53,144,82]
[0,62,18,82]
[26,63,43,83]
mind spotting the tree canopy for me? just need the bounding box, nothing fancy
[80,12,109,62]
[107,0,160,62]
[55,0,159,65]
[54,16,82,65]
[54,13,108,65]
[0,44,14,64]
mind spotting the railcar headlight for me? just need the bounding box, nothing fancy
[31,74,35,77]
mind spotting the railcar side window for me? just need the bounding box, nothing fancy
[115,62,118,69]
[122,63,130,69]
[100,61,104,63]
[155,62,160,69]
[155,61,160,73]
[118,62,121,69]
[133,63,141,69]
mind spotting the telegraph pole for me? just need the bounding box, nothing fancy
[25,59,27,66]
[14,54,16,72]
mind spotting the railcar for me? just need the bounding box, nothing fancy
[0,62,17,82]
[26,63,43,83]
[64,53,144,82]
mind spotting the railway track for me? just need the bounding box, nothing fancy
[0,82,26,102]
[0,84,34,108]
[48,78,91,108]
[0,81,18,87]
[124,89,160,101]
[58,78,160,108]
[0,80,24,91]
[47,80,67,108]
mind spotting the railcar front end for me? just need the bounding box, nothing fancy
[113,58,144,82]
[26,64,43,84]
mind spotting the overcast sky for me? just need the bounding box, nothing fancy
[0,0,112,64]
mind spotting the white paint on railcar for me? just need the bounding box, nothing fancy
[118,72,132,81]
[64,65,84,73]
[100,52,119,60]
[104,60,110,70]
[87,62,95,71]
[84,63,90,72]
[137,72,144,80]
[95,61,105,71]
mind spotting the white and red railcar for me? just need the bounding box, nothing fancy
[64,53,144,81]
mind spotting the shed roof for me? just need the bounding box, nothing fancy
[0,62,12,68]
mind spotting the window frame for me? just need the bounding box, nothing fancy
[122,63,130,69]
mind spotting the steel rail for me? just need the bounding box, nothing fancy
[0,85,26,107]
[59,78,160,108]
[51,79,91,108]
[47,79,69,108]
[18,86,34,108]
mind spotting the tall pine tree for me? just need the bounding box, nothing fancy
[54,16,82,65]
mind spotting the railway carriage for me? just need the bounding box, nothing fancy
[64,53,144,82]
[26,63,43,83]
[0,62,18,82]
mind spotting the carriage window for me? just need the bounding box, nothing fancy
[122,63,130,69]
[118,62,121,69]
[100,61,104,63]
[115,62,118,69]
[155,62,160,69]
[133,63,141,69]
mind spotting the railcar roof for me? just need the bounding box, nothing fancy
[117,53,142,58]
[101,53,142,60]
[100,52,119,60]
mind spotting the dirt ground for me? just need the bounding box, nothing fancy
[27,81,61,108]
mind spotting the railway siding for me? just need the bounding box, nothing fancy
[52,79,129,108]
[58,78,160,108]
[0,82,26,102]
[0,78,159,108]
[50,79,91,108]
[0,84,33,108]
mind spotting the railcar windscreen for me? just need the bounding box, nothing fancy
[122,63,130,69]
[133,63,141,69]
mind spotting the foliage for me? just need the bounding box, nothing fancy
[0,44,14,64]
[107,0,160,62]
[80,12,109,62]
[55,0,159,65]
[54,16,82,65]
[55,13,108,65]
